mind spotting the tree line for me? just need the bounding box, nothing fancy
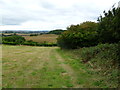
[2,6,120,48]
[57,6,120,49]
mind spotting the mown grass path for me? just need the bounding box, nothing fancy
[2,45,101,88]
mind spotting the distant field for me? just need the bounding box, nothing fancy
[23,34,58,43]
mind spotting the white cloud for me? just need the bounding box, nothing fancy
[0,0,119,31]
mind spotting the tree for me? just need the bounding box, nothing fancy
[57,21,98,49]
[97,7,120,43]
[48,29,66,35]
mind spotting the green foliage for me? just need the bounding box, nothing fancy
[23,40,38,46]
[23,40,57,46]
[2,35,57,46]
[2,35,25,45]
[79,43,119,63]
[48,29,66,35]
[58,43,119,87]
[57,21,98,49]
[97,7,120,43]
[57,7,120,49]
[2,41,18,45]
[67,21,98,32]
[30,34,38,36]
[79,43,119,87]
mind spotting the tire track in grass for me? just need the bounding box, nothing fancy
[53,49,82,88]
[39,47,73,88]
[3,46,82,88]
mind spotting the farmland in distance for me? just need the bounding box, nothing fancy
[23,34,58,43]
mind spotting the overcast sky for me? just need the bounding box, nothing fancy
[0,0,119,31]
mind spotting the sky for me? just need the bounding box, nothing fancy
[0,0,119,31]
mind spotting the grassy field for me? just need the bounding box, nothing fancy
[23,34,58,43]
[2,45,116,88]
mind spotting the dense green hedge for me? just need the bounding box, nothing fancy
[57,21,98,49]
[97,7,120,43]
[23,40,57,46]
[2,41,18,45]
[79,43,119,87]
[79,43,119,64]
[2,35,25,45]
[61,43,119,87]
[57,7,120,49]
[48,29,66,35]
[30,34,38,36]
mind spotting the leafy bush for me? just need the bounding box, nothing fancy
[97,7,120,43]
[48,29,66,35]
[30,34,38,36]
[78,43,119,64]
[57,21,98,49]
[80,43,119,87]
[57,7,120,49]
[23,40,57,46]
[23,40,38,46]
[2,35,25,45]
[2,41,18,45]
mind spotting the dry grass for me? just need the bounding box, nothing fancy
[2,45,73,88]
[23,34,58,43]
[3,45,112,88]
